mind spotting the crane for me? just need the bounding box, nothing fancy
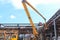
[3,0,47,40]
[22,0,47,40]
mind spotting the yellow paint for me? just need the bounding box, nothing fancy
[10,34,18,40]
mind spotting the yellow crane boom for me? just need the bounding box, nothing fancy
[25,0,47,29]
[22,0,47,40]
[22,0,38,36]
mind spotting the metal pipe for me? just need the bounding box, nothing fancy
[54,20,57,40]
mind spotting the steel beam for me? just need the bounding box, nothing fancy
[47,15,60,27]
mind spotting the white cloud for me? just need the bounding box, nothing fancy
[10,0,23,9]
[10,15,16,19]
[10,0,60,9]
[0,0,10,4]
[27,0,60,5]
[0,0,60,9]
[11,0,60,9]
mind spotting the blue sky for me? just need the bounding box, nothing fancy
[0,0,60,23]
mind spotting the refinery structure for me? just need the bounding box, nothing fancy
[0,0,60,40]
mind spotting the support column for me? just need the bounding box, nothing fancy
[54,20,57,40]
[50,32,52,40]
[23,34,25,40]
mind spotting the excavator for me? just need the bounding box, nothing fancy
[10,0,47,40]
[10,34,18,40]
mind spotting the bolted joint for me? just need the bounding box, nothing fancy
[22,0,26,2]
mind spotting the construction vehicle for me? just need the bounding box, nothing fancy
[10,34,18,40]
[22,0,47,40]
[10,0,47,40]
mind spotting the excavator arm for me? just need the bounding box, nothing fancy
[22,0,47,30]
[22,0,38,36]
[22,0,47,40]
[25,0,47,29]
